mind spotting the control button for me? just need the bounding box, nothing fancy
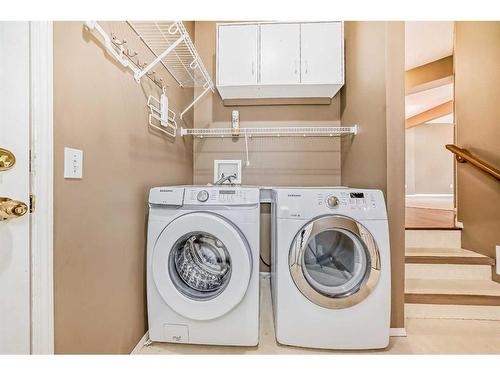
[196,190,209,202]
[327,195,340,209]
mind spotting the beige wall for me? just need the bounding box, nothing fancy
[406,124,454,194]
[193,21,343,270]
[455,22,500,259]
[53,21,194,353]
[340,22,406,328]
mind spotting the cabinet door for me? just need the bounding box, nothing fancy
[301,22,343,84]
[260,23,301,84]
[217,24,258,86]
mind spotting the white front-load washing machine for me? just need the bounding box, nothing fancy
[147,186,260,346]
[271,188,391,349]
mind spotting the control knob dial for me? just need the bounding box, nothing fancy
[197,190,209,202]
[327,195,340,208]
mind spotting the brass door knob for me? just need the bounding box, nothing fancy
[0,197,28,221]
[0,148,16,171]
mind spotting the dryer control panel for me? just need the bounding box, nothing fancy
[317,191,379,211]
[275,188,387,220]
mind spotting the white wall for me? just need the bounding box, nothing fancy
[405,123,454,195]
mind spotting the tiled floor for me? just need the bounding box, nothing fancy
[134,277,500,355]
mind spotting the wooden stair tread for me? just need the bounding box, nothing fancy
[406,279,500,297]
[405,247,495,265]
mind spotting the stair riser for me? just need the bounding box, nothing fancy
[406,230,461,248]
[405,303,500,320]
[406,264,492,281]
[405,293,500,306]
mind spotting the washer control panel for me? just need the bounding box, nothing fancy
[149,186,260,207]
[185,187,259,205]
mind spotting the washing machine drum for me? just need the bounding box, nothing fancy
[152,212,252,320]
[289,215,381,309]
[172,233,232,299]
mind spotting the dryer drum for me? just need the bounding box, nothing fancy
[174,233,231,294]
[289,215,381,309]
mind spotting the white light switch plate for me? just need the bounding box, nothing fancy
[64,147,83,179]
[214,160,242,184]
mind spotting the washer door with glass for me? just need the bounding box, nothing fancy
[153,212,252,320]
[289,215,381,309]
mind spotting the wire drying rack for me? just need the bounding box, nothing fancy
[127,21,214,120]
[85,20,214,137]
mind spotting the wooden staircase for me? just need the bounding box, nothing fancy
[405,230,500,319]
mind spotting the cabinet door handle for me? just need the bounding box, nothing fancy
[294,60,298,74]
[305,60,308,74]
[251,61,255,76]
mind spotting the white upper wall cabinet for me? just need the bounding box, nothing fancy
[300,22,343,84]
[216,21,344,100]
[260,23,301,85]
[217,24,258,86]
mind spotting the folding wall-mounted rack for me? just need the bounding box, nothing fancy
[127,21,214,120]
[85,20,215,137]
[180,125,358,138]
[84,21,164,89]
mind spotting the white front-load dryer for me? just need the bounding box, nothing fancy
[147,186,260,346]
[271,188,391,349]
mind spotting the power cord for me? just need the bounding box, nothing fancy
[260,254,271,268]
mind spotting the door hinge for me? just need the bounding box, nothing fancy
[29,194,35,213]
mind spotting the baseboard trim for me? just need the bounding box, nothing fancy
[390,328,407,337]
[131,331,150,354]
[131,327,406,352]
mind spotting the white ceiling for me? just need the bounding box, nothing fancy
[405,83,453,118]
[405,21,454,70]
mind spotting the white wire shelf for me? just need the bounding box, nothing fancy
[180,125,358,138]
[127,21,212,88]
[127,21,214,120]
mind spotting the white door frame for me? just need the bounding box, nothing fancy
[29,21,54,354]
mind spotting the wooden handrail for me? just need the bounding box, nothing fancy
[446,144,500,181]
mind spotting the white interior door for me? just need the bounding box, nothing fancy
[301,22,343,84]
[260,23,301,85]
[0,21,31,354]
[217,24,259,86]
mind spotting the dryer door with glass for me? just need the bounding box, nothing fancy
[289,215,381,309]
[153,211,252,320]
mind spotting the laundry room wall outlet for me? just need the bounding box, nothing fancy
[64,147,83,179]
[214,160,242,184]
